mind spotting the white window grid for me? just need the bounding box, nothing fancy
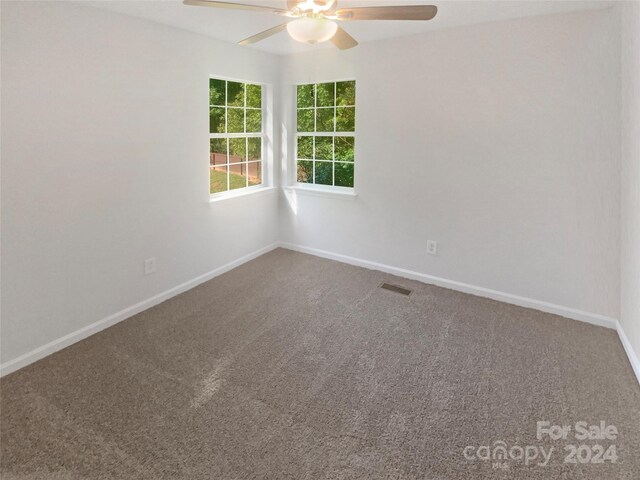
[296,81,355,187]
[210,79,264,192]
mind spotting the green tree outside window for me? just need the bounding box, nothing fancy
[296,80,356,189]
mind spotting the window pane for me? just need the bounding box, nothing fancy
[210,79,226,106]
[246,84,262,108]
[229,137,246,163]
[210,138,227,166]
[335,162,354,188]
[228,107,244,133]
[229,163,248,190]
[297,84,314,108]
[336,107,355,132]
[208,79,267,196]
[297,109,314,132]
[248,161,262,186]
[246,109,262,133]
[293,81,356,191]
[314,161,333,185]
[315,136,333,161]
[316,108,334,132]
[248,137,261,162]
[316,82,335,107]
[227,81,244,107]
[336,81,355,106]
[297,136,313,159]
[334,136,354,162]
[210,107,225,133]
[210,164,228,194]
[297,160,313,183]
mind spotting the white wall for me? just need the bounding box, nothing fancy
[0,1,281,365]
[280,8,621,320]
[1,2,630,372]
[620,1,640,362]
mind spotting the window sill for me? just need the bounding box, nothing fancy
[284,185,358,200]
[209,186,276,204]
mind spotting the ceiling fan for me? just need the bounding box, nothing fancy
[183,0,438,50]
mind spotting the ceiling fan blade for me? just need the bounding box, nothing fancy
[333,5,437,21]
[239,23,288,45]
[331,27,358,50]
[183,0,291,16]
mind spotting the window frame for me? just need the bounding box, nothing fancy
[294,79,356,193]
[209,76,269,200]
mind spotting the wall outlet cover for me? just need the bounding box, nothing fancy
[144,257,156,275]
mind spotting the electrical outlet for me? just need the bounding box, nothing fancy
[427,240,438,256]
[144,257,156,275]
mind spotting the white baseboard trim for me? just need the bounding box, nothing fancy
[0,242,280,377]
[5,241,636,387]
[616,320,640,385]
[277,242,618,330]
[279,242,640,383]
[279,242,640,384]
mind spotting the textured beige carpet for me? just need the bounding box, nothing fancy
[1,248,639,479]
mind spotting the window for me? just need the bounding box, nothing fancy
[210,78,263,195]
[296,81,356,188]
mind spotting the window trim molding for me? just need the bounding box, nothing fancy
[292,79,356,191]
[209,185,276,204]
[284,184,357,200]
[209,76,271,199]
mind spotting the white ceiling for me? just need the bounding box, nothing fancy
[80,0,615,55]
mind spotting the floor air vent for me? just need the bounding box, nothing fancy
[379,283,412,296]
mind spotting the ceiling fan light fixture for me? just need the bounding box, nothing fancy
[184,1,438,51]
[286,17,338,44]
